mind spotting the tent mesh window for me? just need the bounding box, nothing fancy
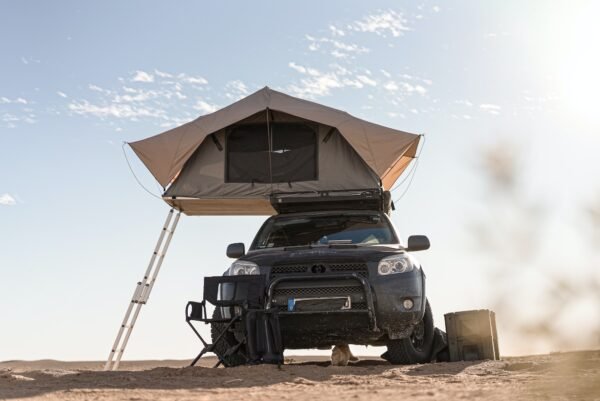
[226,123,317,183]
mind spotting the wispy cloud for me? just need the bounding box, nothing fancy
[0,193,17,206]
[305,35,369,59]
[480,103,502,115]
[1,95,37,128]
[224,80,250,100]
[62,69,250,129]
[21,56,41,65]
[132,70,154,83]
[287,63,382,98]
[348,10,410,38]
[454,99,473,107]
[68,100,159,119]
[0,97,29,105]
[329,25,345,37]
[57,91,68,98]
[383,80,427,95]
[193,100,219,114]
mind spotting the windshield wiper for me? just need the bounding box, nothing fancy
[327,243,358,248]
[282,243,358,250]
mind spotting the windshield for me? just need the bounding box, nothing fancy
[252,213,398,249]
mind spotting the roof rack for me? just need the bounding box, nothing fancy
[269,189,393,214]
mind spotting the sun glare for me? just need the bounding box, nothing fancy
[557,1,600,126]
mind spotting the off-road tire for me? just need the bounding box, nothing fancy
[210,308,247,367]
[383,300,435,364]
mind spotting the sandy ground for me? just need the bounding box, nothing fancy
[1,351,599,401]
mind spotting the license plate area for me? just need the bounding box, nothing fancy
[288,296,351,312]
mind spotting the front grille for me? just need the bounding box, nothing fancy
[272,284,367,312]
[270,262,369,278]
[329,263,369,277]
[271,264,309,276]
[274,286,364,298]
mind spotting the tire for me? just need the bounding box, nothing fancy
[382,300,435,364]
[210,308,247,367]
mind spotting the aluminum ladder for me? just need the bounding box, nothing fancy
[104,208,181,371]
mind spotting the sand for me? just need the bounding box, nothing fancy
[1,351,599,400]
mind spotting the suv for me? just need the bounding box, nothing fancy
[213,190,434,365]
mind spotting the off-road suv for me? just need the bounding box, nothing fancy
[213,190,434,365]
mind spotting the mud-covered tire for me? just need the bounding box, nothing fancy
[383,300,435,365]
[210,308,247,367]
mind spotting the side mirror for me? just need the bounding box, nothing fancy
[226,243,245,258]
[406,235,430,252]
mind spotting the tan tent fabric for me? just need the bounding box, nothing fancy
[163,110,382,201]
[129,87,420,189]
[164,197,277,216]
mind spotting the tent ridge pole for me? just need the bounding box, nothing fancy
[103,208,181,371]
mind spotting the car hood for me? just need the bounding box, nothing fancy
[239,244,404,265]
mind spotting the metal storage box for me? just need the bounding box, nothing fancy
[444,309,500,361]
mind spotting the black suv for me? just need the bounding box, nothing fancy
[214,190,434,364]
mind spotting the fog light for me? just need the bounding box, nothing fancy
[403,299,414,310]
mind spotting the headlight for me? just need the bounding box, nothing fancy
[229,260,259,275]
[377,254,415,275]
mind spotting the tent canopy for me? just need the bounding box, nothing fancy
[129,87,421,216]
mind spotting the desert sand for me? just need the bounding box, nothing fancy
[1,351,599,401]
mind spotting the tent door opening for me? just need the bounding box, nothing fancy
[225,121,318,184]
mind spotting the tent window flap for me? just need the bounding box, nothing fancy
[226,123,317,183]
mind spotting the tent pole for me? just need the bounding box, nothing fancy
[266,108,273,189]
[103,208,181,371]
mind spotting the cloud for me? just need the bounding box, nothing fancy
[68,100,159,119]
[154,69,173,78]
[21,56,40,65]
[193,100,218,114]
[305,35,369,59]
[176,73,208,85]
[88,84,112,95]
[329,25,345,37]
[480,103,502,115]
[57,91,68,98]
[132,70,155,83]
[224,80,250,100]
[384,81,399,91]
[1,111,36,127]
[0,193,17,206]
[383,80,426,95]
[356,75,377,86]
[287,62,357,98]
[455,99,473,107]
[288,63,385,98]
[0,96,29,105]
[63,69,219,128]
[348,10,410,38]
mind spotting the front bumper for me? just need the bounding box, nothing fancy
[264,263,426,346]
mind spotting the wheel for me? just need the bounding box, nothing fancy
[210,308,247,367]
[382,300,435,364]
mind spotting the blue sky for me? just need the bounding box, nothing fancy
[1,1,599,361]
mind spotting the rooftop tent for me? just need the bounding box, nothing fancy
[128,87,421,216]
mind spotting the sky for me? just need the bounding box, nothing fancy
[1,1,599,361]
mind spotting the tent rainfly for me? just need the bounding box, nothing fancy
[129,86,421,215]
[104,87,422,371]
